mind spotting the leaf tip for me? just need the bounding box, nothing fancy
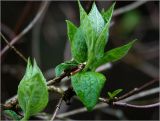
[77,0,82,9]
[130,39,138,45]
[112,2,116,7]
[33,58,38,68]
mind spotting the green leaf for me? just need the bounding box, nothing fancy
[107,92,113,99]
[88,2,105,39]
[94,3,115,59]
[78,0,96,51]
[101,2,115,23]
[66,1,89,63]
[112,89,123,97]
[66,20,77,43]
[4,110,21,120]
[78,8,96,69]
[71,72,106,111]
[70,1,89,63]
[55,60,78,77]
[93,39,137,69]
[18,59,48,120]
[71,27,88,63]
[108,89,123,99]
[94,22,110,59]
[80,13,95,52]
[80,16,96,69]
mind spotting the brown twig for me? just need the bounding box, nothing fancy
[117,79,158,101]
[99,87,160,108]
[120,87,160,103]
[99,97,160,109]
[47,72,69,86]
[98,79,159,105]
[48,86,64,94]
[1,33,27,62]
[1,1,50,57]
[50,97,63,121]
[113,102,160,109]
[47,63,85,85]
[2,98,18,110]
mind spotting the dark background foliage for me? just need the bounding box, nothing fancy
[1,1,159,120]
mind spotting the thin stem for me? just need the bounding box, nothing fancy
[48,86,64,94]
[99,87,160,109]
[113,0,148,16]
[1,33,27,63]
[50,97,63,121]
[99,97,160,109]
[99,87,160,104]
[47,73,67,85]
[47,63,85,85]
[117,79,158,101]
[113,102,160,109]
[1,1,50,57]
[120,87,160,103]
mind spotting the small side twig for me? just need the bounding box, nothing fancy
[117,79,158,101]
[50,97,63,121]
[120,87,160,103]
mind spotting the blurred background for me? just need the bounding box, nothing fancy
[1,1,159,120]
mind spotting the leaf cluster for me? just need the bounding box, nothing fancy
[56,1,136,111]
